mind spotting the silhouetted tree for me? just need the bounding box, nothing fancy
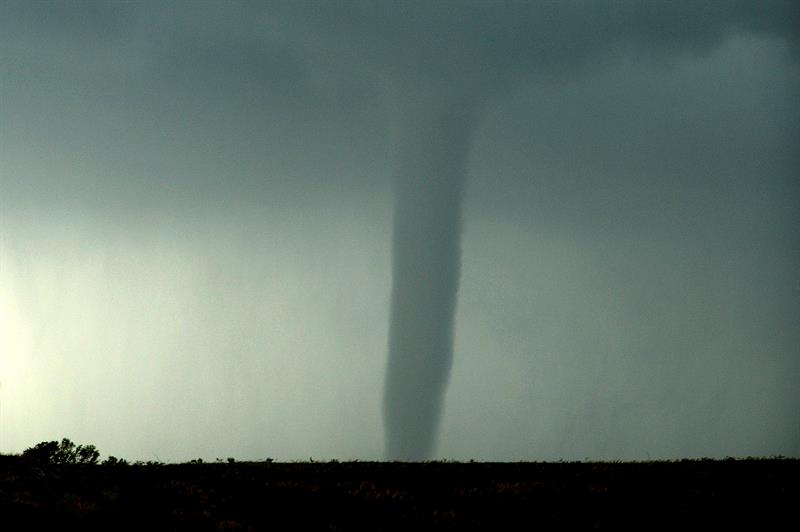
[22,440,59,463]
[22,438,100,465]
[75,443,100,464]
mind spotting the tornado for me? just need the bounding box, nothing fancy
[369,0,799,460]
[383,89,481,460]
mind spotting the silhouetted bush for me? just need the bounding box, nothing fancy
[22,438,100,465]
[132,460,164,466]
[102,455,129,466]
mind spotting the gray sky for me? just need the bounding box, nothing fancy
[1,0,798,461]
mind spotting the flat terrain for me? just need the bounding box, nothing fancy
[1,455,796,530]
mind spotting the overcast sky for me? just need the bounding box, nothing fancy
[1,0,798,461]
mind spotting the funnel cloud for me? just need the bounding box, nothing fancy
[385,90,480,460]
[376,0,799,459]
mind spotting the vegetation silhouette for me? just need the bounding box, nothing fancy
[22,438,99,465]
[3,439,798,530]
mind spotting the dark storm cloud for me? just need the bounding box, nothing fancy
[253,0,800,90]
[6,0,798,106]
[2,0,797,213]
[1,1,798,460]
[1,0,134,37]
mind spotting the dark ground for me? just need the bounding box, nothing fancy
[1,455,796,530]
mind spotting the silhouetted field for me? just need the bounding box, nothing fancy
[1,455,796,530]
